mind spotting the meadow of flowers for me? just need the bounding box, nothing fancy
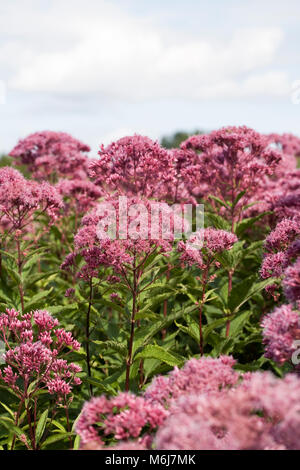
[0,126,299,450]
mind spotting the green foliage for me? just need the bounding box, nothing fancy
[161,130,203,148]
[0,162,285,450]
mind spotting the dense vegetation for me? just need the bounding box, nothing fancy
[0,127,299,450]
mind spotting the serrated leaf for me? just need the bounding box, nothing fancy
[93,340,127,357]
[134,308,191,352]
[175,319,199,342]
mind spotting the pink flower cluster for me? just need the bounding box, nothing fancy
[56,178,103,214]
[9,131,90,181]
[0,308,81,398]
[246,169,300,221]
[0,167,63,230]
[261,304,300,365]
[75,392,167,448]
[155,371,300,450]
[180,126,281,212]
[267,133,300,175]
[144,355,239,407]
[89,135,174,198]
[260,218,300,297]
[283,257,300,305]
[178,228,238,270]
[76,356,300,450]
[61,197,179,281]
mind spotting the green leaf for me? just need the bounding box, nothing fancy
[232,190,247,208]
[221,310,251,337]
[135,310,160,321]
[6,267,21,286]
[22,253,44,273]
[97,298,124,314]
[215,241,245,270]
[235,212,272,237]
[0,288,13,305]
[175,319,199,342]
[35,409,48,445]
[0,417,24,439]
[51,420,66,433]
[228,276,278,313]
[205,213,231,231]
[0,402,15,420]
[203,316,232,340]
[50,225,62,240]
[93,340,127,357]
[207,195,230,210]
[40,432,74,449]
[135,345,184,367]
[23,270,58,288]
[73,435,80,450]
[0,250,17,262]
[134,308,191,351]
[138,291,175,316]
[83,378,112,393]
[46,304,78,315]
[24,289,53,312]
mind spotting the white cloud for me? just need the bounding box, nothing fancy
[0,1,287,101]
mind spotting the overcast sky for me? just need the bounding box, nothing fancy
[0,0,300,156]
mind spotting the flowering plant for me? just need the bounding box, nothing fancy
[0,126,299,450]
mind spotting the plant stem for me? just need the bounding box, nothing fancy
[16,237,24,313]
[138,360,144,389]
[86,280,93,397]
[226,269,234,337]
[26,406,36,450]
[125,261,137,392]
[162,268,170,340]
[10,399,24,450]
[199,270,208,356]
[64,397,73,449]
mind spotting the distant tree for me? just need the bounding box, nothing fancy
[0,155,12,167]
[161,130,203,149]
[0,154,30,177]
